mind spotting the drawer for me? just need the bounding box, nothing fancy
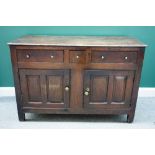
[69,50,86,63]
[17,50,64,63]
[91,51,137,63]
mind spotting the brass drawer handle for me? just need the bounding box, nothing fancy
[65,86,69,91]
[84,91,89,96]
[101,56,105,59]
[76,55,80,59]
[26,54,30,59]
[51,55,54,59]
[124,56,128,60]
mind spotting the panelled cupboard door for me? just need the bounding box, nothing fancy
[83,70,135,109]
[19,69,70,109]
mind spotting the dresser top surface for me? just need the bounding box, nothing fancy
[8,35,147,47]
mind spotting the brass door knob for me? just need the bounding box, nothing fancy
[84,91,89,96]
[26,54,30,59]
[76,55,80,59]
[101,56,105,59]
[51,55,54,59]
[124,56,128,60]
[65,86,69,91]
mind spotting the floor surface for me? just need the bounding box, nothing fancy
[0,96,155,128]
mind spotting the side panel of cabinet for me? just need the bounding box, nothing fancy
[19,69,70,109]
[83,70,134,109]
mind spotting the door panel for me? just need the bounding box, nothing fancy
[47,75,63,103]
[90,76,108,103]
[27,75,42,102]
[19,69,70,109]
[84,70,134,109]
[112,76,126,103]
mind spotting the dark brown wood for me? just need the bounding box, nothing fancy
[18,62,137,70]
[83,70,134,109]
[69,50,86,64]
[19,69,70,109]
[17,49,64,63]
[23,107,131,115]
[9,38,145,122]
[10,46,25,121]
[127,49,145,123]
[14,45,141,51]
[91,51,137,63]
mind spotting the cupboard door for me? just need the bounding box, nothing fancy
[19,69,70,109]
[83,70,134,109]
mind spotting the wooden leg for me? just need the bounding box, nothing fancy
[16,100,25,121]
[18,111,25,121]
[127,112,135,123]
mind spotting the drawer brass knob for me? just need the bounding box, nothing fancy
[76,55,80,59]
[101,56,105,59]
[84,91,89,96]
[124,56,128,60]
[65,86,69,91]
[51,55,54,59]
[26,54,30,59]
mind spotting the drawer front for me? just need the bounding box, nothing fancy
[17,50,64,63]
[91,51,137,63]
[69,50,86,63]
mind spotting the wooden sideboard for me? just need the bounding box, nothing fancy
[8,36,146,122]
